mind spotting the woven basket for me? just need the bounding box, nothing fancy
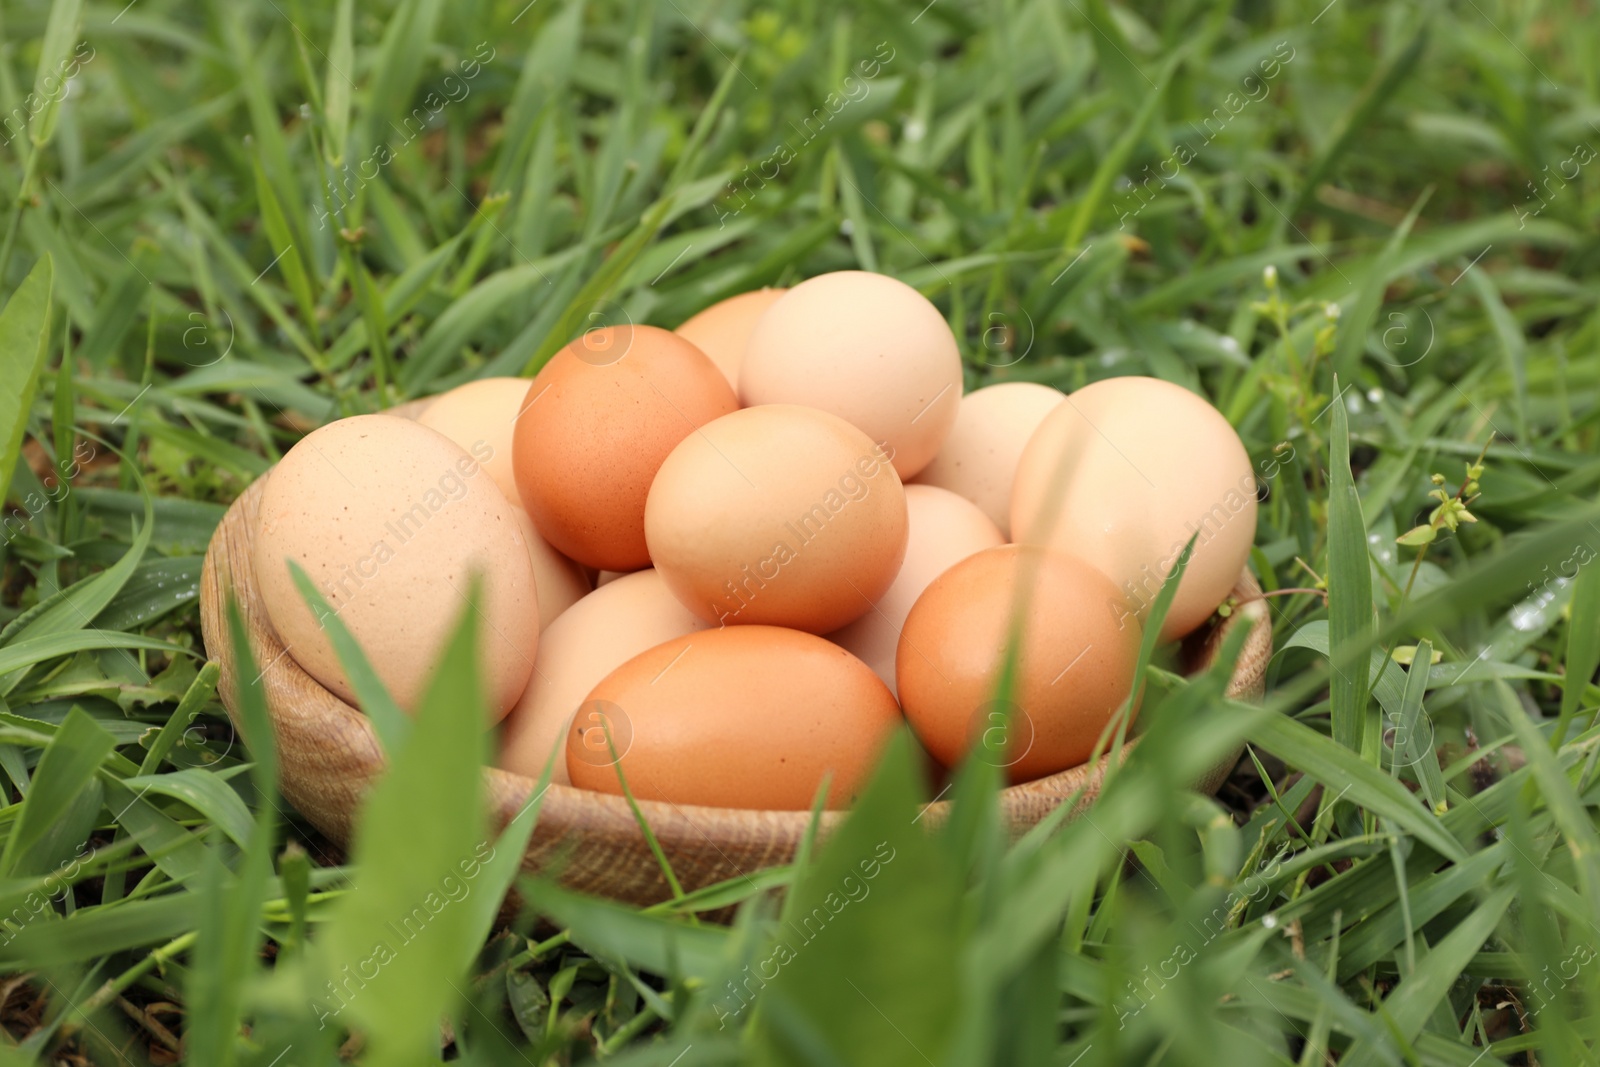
[199,473,1272,906]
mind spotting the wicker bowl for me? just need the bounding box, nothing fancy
[199,471,1271,907]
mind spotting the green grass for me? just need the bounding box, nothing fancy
[0,0,1598,1062]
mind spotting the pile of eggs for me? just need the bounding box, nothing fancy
[250,270,1257,811]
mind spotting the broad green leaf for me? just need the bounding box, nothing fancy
[76,488,224,554]
[0,890,202,967]
[752,733,965,1067]
[0,630,184,678]
[316,586,490,1058]
[92,555,203,632]
[0,488,152,694]
[103,777,211,888]
[120,769,253,849]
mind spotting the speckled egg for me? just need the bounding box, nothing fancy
[253,414,539,721]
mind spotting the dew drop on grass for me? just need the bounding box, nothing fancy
[1509,578,1569,632]
[1367,532,1395,566]
[1261,915,1278,929]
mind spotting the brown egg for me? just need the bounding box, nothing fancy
[253,415,539,721]
[913,381,1065,537]
[828,485,1003,694]
[1010,376,1257,641]
[896,545,1141,782]
[568,626,901,809]
[644,405,908,633]
[509,511,592,629]
[417,377,531,507]
[739,271,962,479]
[674,288,786,389]
[512,325,738,570]
[498,569,710,785]
[417,379,590,628]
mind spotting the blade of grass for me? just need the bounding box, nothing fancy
[1554,552,1600,747]
[1328,375,1375,758]
[0,706,113,878]
[183,600,280,1067]
[1244,713,1466,863]
[1394,639,1445,814]
[0,255,53,511]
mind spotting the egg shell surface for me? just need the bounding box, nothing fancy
[913,381,1065,537]
[828,485,1003,694]
[1010,375,1257,641]
[512,325,738,570]
[568,625,901,809]
[253,414,539,721]
[739,271,962,479]
[417,379,590,627]
[508,510,592,629]
[896,545,1141,782]
[674,288,786,389]
[644,404,908,633]
[498,569,711,785]
[417,377,531,507]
